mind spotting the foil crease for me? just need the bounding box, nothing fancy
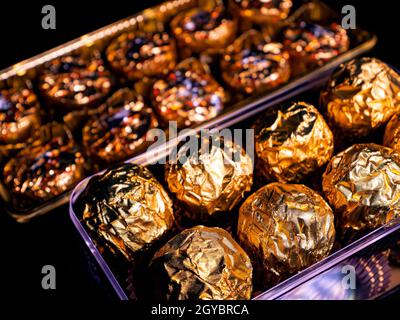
[383,113,400,151]
[322,143,400,231]
[165,135,253,221]
[82,88,158,165]
[152,58,227,128]
[79,164,175,262]
[238,182,335,287]
[321,57,400,138]
[171,6,237,56]
[253,101,334,183]
[149,225,253,300]
[221,29,290,95]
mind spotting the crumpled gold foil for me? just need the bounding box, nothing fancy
[171,6,237,57]
[149,225,253,300]
[322,143,400,232]
[253,102,334,183]
[221,29,290,95]
[78,163,175,262]
[320,57,400,138]
[383,113,400,151]
[165,135,253,221]
[237,182,335,287]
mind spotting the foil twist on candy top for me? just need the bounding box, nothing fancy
[152,58,227,128]
[40,50,113,109]
[171,6,237,53]
[106,31,177,81]
[149,225,253,300]
[229,0,293,24]
[322,143,400,232]
[3,127,85,206]
[253,101,334,183]
[78,164,175,262]
[82,88,158,165]
[221,30,290,95]
[238,182,335,287]
[165,134,253,221]
[283,21,349,75]
[321,58,400,138]
[0,87,41,144]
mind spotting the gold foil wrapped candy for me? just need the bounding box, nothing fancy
[384,114,400,151]
[237,183,335,287]
[253,102,334,183]
[152,58,227,128]
[78,163,175,262]
[165,134,253,221]
[221,29,290,95]
[149,225,253,300]
[321,58,400,138]
[322,143,400,232]
[171,6,237,57]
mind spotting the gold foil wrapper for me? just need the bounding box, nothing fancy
[149,225,253,300]
[237,182,335,287]
[321,57,400,138]
[253,102,334,183]
[152,58,227,128]
[165,135,253,221]
[78,163,175,262]
[383,113,400,151]
[322,143,400,232]
[171,6,238,57]
[221,29,290,95]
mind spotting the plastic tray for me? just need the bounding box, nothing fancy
[0,0,376,222]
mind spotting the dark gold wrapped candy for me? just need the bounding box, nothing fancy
[165,134,253,222]
[78,163,175,262]
[253,102,334,183]
[322,143,400,232]
[321,58,400,138]
[238,182,335,287]
[384,114,400,151]
[82,88,158,165]
[149,225,253,300]
[221,29,290,95]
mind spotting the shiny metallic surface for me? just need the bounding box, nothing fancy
[82,88,158,165]
[152,58,227,128]
[238,182,335,287]
[78,164,175,262]
[384,114,400,151]
[165,135,253,221]
[40,50,113,110]
[253,101,334,183]
[322,143,400,231]
[221,29,290,95]
[149,225,253,300]
[321,58,400,138]
[106,31,177,80]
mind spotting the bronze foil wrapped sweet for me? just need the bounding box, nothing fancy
[253,102,334,183]
[78,164,175,262]
[106,31,177,81]
[384,114,400,151]
[321,58,400,138]
[283,21,349,76]
[149,225,253,300]
[82,88,158,165]
[237,182,335,287]
[229,0,293,25]
[171,6,237,57]
[0,85,41,144]
[221,29,290,95]
[152,58,227,128]
[40,50,113,110]
[165,134,253,222]
[3,124,85,209]
[322,143,400,232]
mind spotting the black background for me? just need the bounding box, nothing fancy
[0,0,396,299]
